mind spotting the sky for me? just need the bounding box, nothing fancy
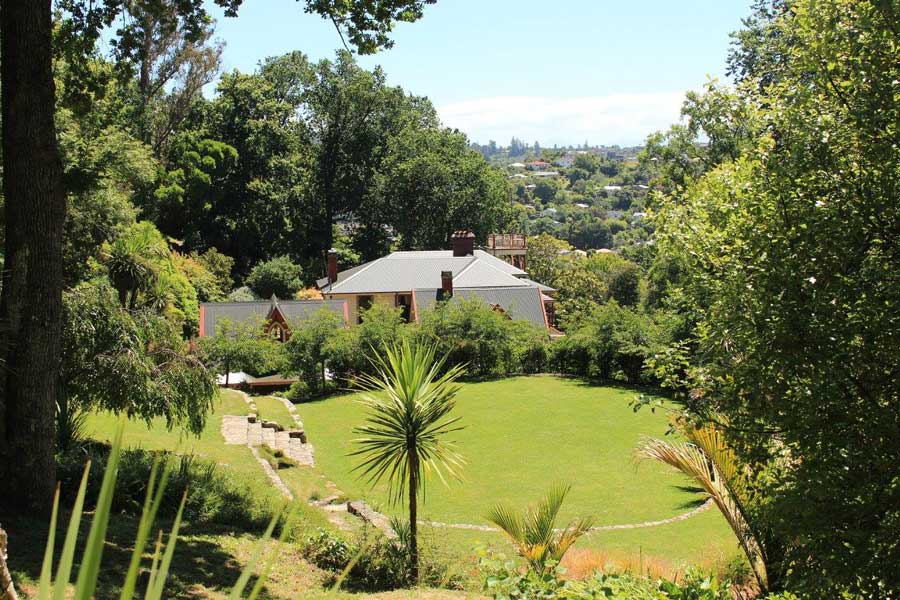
[206,0,752,147]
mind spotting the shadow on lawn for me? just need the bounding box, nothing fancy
[4,510,276,600]
[673,485,709,510]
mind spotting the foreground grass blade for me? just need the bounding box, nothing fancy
[120,458,172,600]
[143,531,164,600]
[228,505,283,600]
[73,419,125,600]
[246,505,301,600]
[37,485,61,600]
[51,462,92,600]
[331,546,366,592]
[145,490,187,600]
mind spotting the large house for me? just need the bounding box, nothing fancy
[317,231,557,331]
[197,232,558,342]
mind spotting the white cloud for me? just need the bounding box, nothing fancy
[436,92,687,147]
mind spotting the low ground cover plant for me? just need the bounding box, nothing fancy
[479,554,736,600]
[56,440,273,529]
[300,526,459,592]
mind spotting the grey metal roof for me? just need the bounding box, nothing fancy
[452,260,529,288]
[316,258,377,289]
[413,286,548,329]
[319,249,532,294]
[200,301,272,336]
[520,277,556,293]
[278,299,347,325]
[200,298,347,336]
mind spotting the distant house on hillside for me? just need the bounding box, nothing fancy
[509,162,526,168]
[526,160,551,171]
[317,231,557,331]
[553,154,576,168]
[531,170,560,178]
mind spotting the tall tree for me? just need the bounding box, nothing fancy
[0,0,65,509]
[378,127,511,250]
[654,0,900,593]
[118,1,223,159]
[1,0,437,509]
[301,51,437,259]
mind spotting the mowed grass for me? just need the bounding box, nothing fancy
[83,390,288,507]
[254,395,297,429]
[296,376,737,565]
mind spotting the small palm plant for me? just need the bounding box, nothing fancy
[486,485,594,575]
[637,423,781,593]
[351,341,466,582]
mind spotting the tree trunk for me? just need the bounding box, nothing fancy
[407,451,419,583]
[0,526,19,600]
[0,0,64,510]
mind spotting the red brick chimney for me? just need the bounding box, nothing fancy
[327,249,338,285]
[440,270,453,299]
[451,231,475,257]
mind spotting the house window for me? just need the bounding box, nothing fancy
[357,295,374,323]
[396,294,412,323]
[267,322,285,342]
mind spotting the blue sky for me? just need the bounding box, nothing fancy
[208,0,751,146]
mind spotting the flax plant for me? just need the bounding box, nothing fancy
[351,341,466,582]
[32,418,292,600]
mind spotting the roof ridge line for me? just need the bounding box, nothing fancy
[452,256,480,280]
[464,257,529,286]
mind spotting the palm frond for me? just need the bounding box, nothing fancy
[351,340,466,504]
[637,428,769,591]
[486,485,593,574]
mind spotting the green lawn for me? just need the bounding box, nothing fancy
[6,379,737,600]
[83,390,287,507]
[253,395,297,429]
[296,376,737,566]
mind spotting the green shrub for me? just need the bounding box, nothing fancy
[245,255,303,299]
[549,303,670,385]
[286,379,312,402]
[301,526,454,592]
[322,304,408,383]
[302,528,355,572]
[549,330,594,376]
[285,308,344,395]
[57,441,272,529]
[560,571,662,600]
[479,552,735,600]
[655,568,732,600]
[415,297,550,377]
[478,551,564,599]
[509,321,550,374]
